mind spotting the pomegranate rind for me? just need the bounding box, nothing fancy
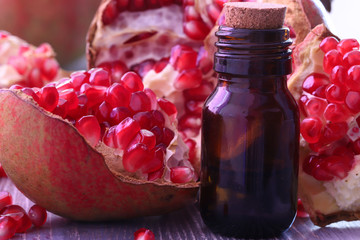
[0,89,198,221]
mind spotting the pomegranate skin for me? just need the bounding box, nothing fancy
[0,90,198,221]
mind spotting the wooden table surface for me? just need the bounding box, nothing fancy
[2,178,360,240]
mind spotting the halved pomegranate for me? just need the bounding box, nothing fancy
[0,68,198,220]
[288,23,360,226]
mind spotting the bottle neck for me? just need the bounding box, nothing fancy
[214,26,292,77]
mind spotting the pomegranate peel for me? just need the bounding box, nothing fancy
[0,89,198,221]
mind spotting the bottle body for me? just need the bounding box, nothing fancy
[199,27,299,238]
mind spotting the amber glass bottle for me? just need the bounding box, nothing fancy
[200,26,299,238]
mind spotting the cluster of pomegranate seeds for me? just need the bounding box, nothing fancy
[299,37,360,181]
[0,191,47,240]
[134,228,155,240]
[12,69,195,183]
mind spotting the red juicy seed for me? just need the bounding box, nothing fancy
[70,71,89,90]
[179,114,202,131]
[8,56,27,75]
[41,58,59,80]
[325,84,346,103]
[323,49,343,74]
[102,0,118,25]
[183,82,213,101]
[206,4,221,24]
[159,0,173,6]
[95,101,112,123]
[214,0,227,7]
[151,126,163,144]
[130,129,156,149]
[21,87,40,103]
[9,85,23,90]
[39,86,59,112]
[183,20,211,41]
[300,117,323,143]
[105,83,131,108]
[100,122,111,137]
[133,112,153,129]
[146,0,160,9]
[343,50,360,68]
[324,156,353,179]
[129,0,147,11]
[303,156,334,181]
[75,116,101,147]
[0,205,32,233]
[183,0,195,6]
[157,98,177,118]
[134,228,155,240]
[185,138,196,164]
[162,128,175,146]
[0,216,17,240]
[141,147,164,174]
[321,122,348,145]
[114,117,141,149]
[302,73,330,94]
[120,71,144,92]
[312,85,328,98]
[184,6,201,21]
[153,58,169,73]
[144,88,157,109]
[52,99,69,118]
[324,103,351,123]
[346,65,360,91]
[100,61,128,83]
[67,94,88,120]
[28,205,47,227]
[169,45,197,71]
[131,59,155,78]
[148,167,164,181]
[89,68,111,87]
[174,68,203,90]
[28,68,44,87]
[330,65,347,86]
[103,126,117,148]
[0,192,12,210]
[123,143,151,172]
[82,84,107,108]
[116,0,129,11]
[129,91,152,113]
[304,97,327,118]
[170,166,194,183]
[297,199,309,218]
[151,110,165,128]
[59,89,79,110]
[353,139,360,154]
[109,107,131,125]
[185,100,203,115]
[197,47,212,74]
[56,79,73,91]
[337,38,359,55]
[320,36,339,53]
[298,95,309,116]
[345,91,360,113]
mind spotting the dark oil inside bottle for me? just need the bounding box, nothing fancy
[200,26,299,239]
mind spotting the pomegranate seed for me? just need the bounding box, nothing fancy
[170,166,194,183]
[133,112,153,129]
[162,128,175,146]
[123,143,151,172]
[148,168,164,181]
[324,155,353,179]
[116,0,129,11]
[151,110,165,128]
[303,156,334,181]
[144,88,157,109]
[59,89,79,110]
[300,117,323,143]
[185,100,203,115]
[184,6,201,21]
[157,98,177,118]
[321,122,348,145]
[89,68,111,87]
[70,71,89,90]
[323,49,343,73]
[298,95,309,116]
[146,0,160,9]
[56,79,73,91]
[153,58,169,73]
[134,228,155,240]
[100,61,128,83]
[324,103,351,123]
[131,59,156,78]
[214,0,227,7]
[81,84,107,108]
[353,139,360,154]
[174,68,203,90]
[102,0,118,25]
[129,0,147,11]
[169,45,197,71]
[109,107,132,125]
[159,0,173,6]
[9,85,23,90]
[95,101,112,123]
[320,37,339,53]
[185,138,197,164]
[28,205,47,227]
[103,126,117,148]
[67,94,89,120]
[304,97,327,118]
[346,65,360,91]
[297,199,309,218]
[330,65,347,86]
[120,72,144,92]
[114,117,141,149]
[105,83,131,108]
[343,50,360,68]
[41,58,59,80]
[312,84,328,98]
[302,73,330,94]
[151,126,163,144]
[0,216,17,240]
[28,68,44,87]
[197,47,212,74]
[22,87,40,103]
[325,84,346,103]
[0,192,11,210]
[345,91,360,113]
[8,56,27,75]
[183,82,213,101]
[52,99,69,119]
[39,86,59,112]
[183,20,211,41]
[337,38,359,55]
[0,205,32,233]
[129,91,152,113]
[130,129,156,150]
[141,147,164,173]
[206,4,221,24]
[75,116,101,147]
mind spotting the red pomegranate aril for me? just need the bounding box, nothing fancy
[82,84,107,108]
[183,20,211,41]
[185,100,203,115]
[297,199,309,218]
[59,89,79,110]
[116,0,129,11]
[8,56,27,75]
[159,0,173,6]
[151,110,165,128]
[151,126,163,144]
[337,38,359,55]
[0,205,32,233]
[0,192,11,210]
[130,129,156,150]
[323,155,353,179]
[206,4,221,24]
[304,97,327,118]
[0,216,17,240]
[343,50,360,68]
[105,83,131,108]
[102,0,118,25]
[197,47,212,74]
[109,107,131,125]
[41,58,59,80]
[141,147,164,173]
[325,84,346,103]
[185,138,196,164]
[300,117,323,143]
[157,98,177,118]
[28,68,44,88]
[9,85,23,90]
[70,71,89,90]
[345,91,360,113]
[114,117,141,149]
[120,72,144,92]
[103,126,117,148]
[170,45,198,71]
[353,139,360,154]
[184,6,201,21]
[129,91,152,113]
[56,79,73,92]
[170,166,194,183]
[320,36,339,53]
[144,88,157,109]
[298,95,309,116]
[321,122,348,145]
[21,87,40,103]
[153,58,169,73]
[146,0,160,9]
[95,101,112,123]
[28,205,47,227]
[133,112,153,129]
[123,143,151,173]
[162,128,175,147]
[302,73,330,94]
[131,59,155,78]
[129,0,147,11]
[89,68,111,87]
[52,99,69,119]
[323,49,343,74]
[75,116,101,147]
[100,61,128,83]
[67,94,89,120]
[324,103,351,123]
[39,86,59,112]
[174,68,202,90]
[148,167,164,181]
[346,65,360,91]
[134,228,155,240]
[183,82,213,101]
[330,65,347,86]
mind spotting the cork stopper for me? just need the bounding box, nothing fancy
[224,2,286,29]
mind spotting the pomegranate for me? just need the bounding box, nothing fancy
[0,68,198,220]
[288,23,360,226]
[134,228,155,240]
